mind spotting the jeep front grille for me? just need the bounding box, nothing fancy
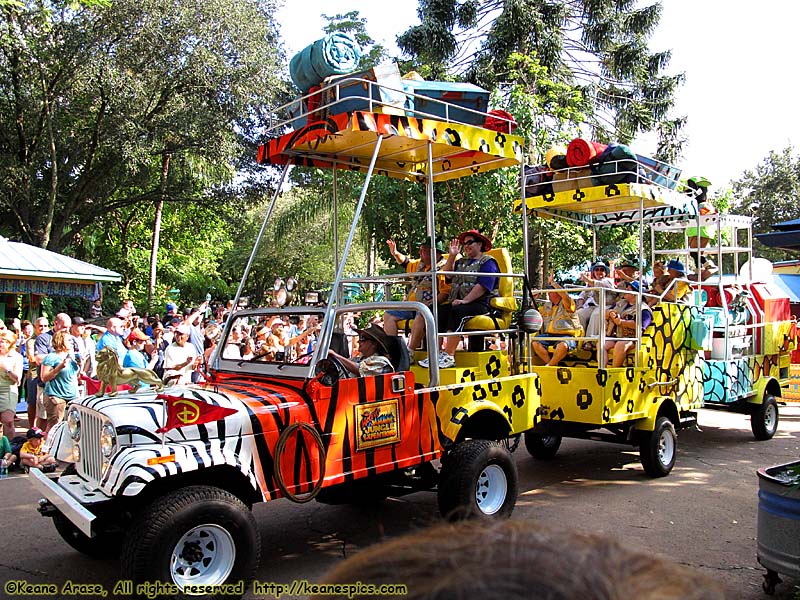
[76,407,105,487]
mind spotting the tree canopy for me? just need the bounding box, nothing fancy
[2,2,794,314]
[0,0,284,252]
[398,0,686,159]
[730,146,800,262]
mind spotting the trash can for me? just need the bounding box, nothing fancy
[757,460,800,594]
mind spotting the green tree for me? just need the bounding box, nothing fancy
[731,146,800,262]
[398,1,685,284]
[80,200,237,312]
[218,186,370,305]
[0,0,284,308]
[398,0,684,157]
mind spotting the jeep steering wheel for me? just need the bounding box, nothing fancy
[314,356,349,386]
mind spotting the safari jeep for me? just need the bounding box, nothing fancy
[29,72,541,595]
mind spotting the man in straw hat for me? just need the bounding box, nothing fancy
[330,323,394,377]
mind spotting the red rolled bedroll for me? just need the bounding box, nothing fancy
[566,138,608,167]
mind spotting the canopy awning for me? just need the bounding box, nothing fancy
[0,237,121,298]
[755,218,800,251]
[773,274,800,303]
[755,230,800,251]
[257,111,523,183]
[514,182,697,227]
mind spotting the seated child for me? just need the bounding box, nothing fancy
[604,281,653,367]
[532,274,584,366]
[19,427,56,472]
[0,433,17,471]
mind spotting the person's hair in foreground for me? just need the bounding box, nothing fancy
[318,520,724,600]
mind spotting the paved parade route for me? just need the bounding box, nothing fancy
[2,405,798,600]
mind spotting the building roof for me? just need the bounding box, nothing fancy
[773,218,800,231]
[0,237,121,283]
[773,274,800,303]
[755,230,800,251]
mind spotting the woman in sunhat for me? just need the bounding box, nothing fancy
[575,261,615,346]
[420,229,500,369]
[330,323,394,377]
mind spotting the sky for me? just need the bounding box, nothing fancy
[275,0,800,189]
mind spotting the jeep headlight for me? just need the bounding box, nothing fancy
[67,407,81,442]
[100,422,117,458]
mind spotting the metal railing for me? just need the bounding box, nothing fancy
[266,76,514,136]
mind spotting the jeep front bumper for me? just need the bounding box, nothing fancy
[29,468,106,537]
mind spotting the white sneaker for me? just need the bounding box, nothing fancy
[438,352,456,368]
[418,356,430,368]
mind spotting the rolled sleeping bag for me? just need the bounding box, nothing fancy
[590,144,638,185]
[484,109,518,133]
[545,145,567,169]
[524,164,553,197]
[289,32,362,92]
[566,138,608,167]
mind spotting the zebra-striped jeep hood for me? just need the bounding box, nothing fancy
[75,378,312,500]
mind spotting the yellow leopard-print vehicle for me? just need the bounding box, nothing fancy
[516,176,795,477]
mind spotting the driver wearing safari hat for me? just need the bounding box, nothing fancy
[330,324,394,377]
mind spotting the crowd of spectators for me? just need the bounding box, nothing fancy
[0,299,254,472]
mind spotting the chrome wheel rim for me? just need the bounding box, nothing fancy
[658,429,675,467]
[171,524,235,588]
[764,402,778,433]
[476,464,507,515]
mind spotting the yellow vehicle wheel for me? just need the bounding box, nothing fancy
[523,432,562,460]
[438,439,517,521]
[639,416,676,477]
[751,394,779,441]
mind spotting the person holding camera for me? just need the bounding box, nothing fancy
[39,330,81,433]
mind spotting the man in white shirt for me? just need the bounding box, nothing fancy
[221,327,243,360]
[162,325,198,385]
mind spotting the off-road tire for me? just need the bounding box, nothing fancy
[53,512,122,558]
[639,416,677,477]
[121,486,259,598]
[437,439,517,521]
[524,432,562,460]
[51,463,121,558]
[751,394,779,441]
